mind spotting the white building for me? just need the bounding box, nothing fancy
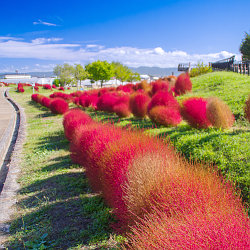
[4,74,31,79]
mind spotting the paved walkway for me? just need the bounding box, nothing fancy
[0,87,17,248]
[0,87,16,172]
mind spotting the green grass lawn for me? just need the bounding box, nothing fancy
[6,87,123,249]
[5,72,250,248]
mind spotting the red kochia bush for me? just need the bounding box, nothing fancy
[151,79,169,96]
[43,84,52,90]
[148,106,182,127]
[126,207,250,249]
[129,93,151,118]
[41,97,51,108]
[96,92,119,112]
[50,98,69,114]
[34,86,39,92]
[244,94,250,122]
[31,93,39,102]
[113,95,131,118]
[174,73,192,96]
[17,83,24,92]
[147,91,179,113]
[181,97,211,129]
[63,108,93,141]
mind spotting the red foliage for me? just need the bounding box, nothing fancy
[52,84,57,89]
[63,108,93,141]
[31,93,39,102]
[34,86,39,92]
[147,91,179,113]
[50,98,69,114]
[41,96,52,108]
[117,84,134,93]
[50,92,73,102]
[174,73,192,96]
[96,92,119,112]
[151,79,169,96]
[58,86,65,91]
[181,97,211,129]
[126,207,250,249]
[43,84,52,90]
[148,106,182,127]
[129,93,151,118]
[114,103,131,118]
[17,83,24,92]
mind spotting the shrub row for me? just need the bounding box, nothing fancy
[31,93,69,114]
[63,108,249,248]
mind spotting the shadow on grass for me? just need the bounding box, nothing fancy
[7,166,114,249]
[7,160,114,249]
[36,130,68,151]
[6,121,116,249]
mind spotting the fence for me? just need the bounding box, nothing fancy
[231,61,250,75]
[209,56,250,76]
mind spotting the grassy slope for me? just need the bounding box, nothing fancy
[89,72,250,206]
[6,88,122,249]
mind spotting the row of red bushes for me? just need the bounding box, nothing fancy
[62,108,249,248]
[31,93,69,114]
[49,73,235,129]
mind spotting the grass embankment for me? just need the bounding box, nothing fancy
[6,88,122,249]
[90,71,250,205]
[5,71,250,248]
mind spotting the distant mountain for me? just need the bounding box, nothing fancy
[129,66,181,77]
[0,72,55,78]
[0,67,182,79]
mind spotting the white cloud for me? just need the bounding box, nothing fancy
[86,44,104,50]
[33,19,58,26]
[31,37,63,44]
[0,36,23,41]
[154,47,165,55]
[0,37,241,68]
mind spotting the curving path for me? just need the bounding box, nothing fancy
[0,87,26,248]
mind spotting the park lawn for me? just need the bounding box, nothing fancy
[6,87,123,249]
[5,71,250,248]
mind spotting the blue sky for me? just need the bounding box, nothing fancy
[0,0,249,72]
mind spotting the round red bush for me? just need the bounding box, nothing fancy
[148,106,182,127]
[174,73,192,96]
[50,98,69,114]
[63,108,93,140]
[181,97,211,129]
[129,93,151,118]
[147,91,179,113]
[41,96,52,108]
[151,79,169,96]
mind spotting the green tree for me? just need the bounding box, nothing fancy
[127,72,140,82]
[53,65,62,78]
[53,63,75,86]
[85,60,114,88]
[240,32,250,61]
[111,62,133,83]
[74,64,88,90]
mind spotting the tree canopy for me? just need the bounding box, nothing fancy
[85,60,114,87]
[53,63,75,86]
[240,32,250,61]
[74,64,88,89]
[112,62,133,83]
